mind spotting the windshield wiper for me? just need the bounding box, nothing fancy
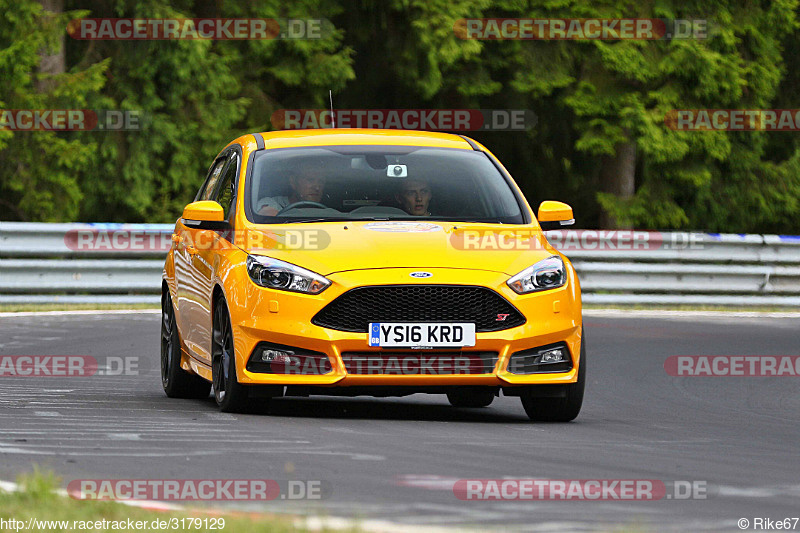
[284,216,401,223]
[281,217,352,224]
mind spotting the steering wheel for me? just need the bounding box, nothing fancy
[276,201,328,216]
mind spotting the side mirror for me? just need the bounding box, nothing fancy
[182,201,230,230]
[537,201,575,231]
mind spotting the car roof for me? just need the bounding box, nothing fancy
[231,128,476,151]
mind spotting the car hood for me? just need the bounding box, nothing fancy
[238,221,559,277]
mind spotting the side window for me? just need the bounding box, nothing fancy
[214,152,239,220]
[197,158,226,201]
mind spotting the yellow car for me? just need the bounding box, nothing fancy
[161,129,585,421]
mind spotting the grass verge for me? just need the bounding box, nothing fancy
[0,470,324,533]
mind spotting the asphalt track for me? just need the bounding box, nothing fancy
[0,311,798,532]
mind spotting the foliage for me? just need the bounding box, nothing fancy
[1,0,799,233]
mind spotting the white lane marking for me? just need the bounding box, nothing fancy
[0,438,312,445]
[0,448,222,457]
[0,441,379,460]
[291,451,385,461]
[321,426,390,436]
[204,413,239,420]
[33,411,60,417]
[107,433,141,440]
[396,475,461,490]
[717,484,800,498]
[0,445,48,455]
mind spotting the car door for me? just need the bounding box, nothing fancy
[186,150,240,362]
[174,156,227,362]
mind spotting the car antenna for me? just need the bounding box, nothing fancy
[329,90,336,128]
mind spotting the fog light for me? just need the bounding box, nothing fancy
[540,348,564,363]
[507,343,571,375]
[261,349,299,366]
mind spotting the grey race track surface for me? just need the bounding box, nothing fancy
[0,312,798,532]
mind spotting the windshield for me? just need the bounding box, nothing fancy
[245,146,525,224]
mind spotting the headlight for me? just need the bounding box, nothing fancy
[246,255,331,294]
[507,255,566,294]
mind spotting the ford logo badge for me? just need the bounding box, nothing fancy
[410,271,433,278]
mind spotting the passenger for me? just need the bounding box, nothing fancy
[396,178,432,216]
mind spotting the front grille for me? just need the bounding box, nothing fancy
[341,351,498,375]
[312,285,525,332]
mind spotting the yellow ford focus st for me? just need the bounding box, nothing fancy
[161,129,585,421]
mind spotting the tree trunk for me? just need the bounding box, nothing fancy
[36,0,65,92]
[599,140,636,229]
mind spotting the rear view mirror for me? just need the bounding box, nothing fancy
[182,201,230,230]
[537,201,575,230]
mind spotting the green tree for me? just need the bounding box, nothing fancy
[69,0,356,222]
[508,0,798,230]
[3,0,800,233]
[0,0,107,221]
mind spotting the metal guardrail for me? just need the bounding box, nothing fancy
[1,222,799,306]
[0,222,173,258]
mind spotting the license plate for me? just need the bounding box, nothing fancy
[368,323,476,348]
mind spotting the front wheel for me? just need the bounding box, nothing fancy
[161,290,211,399]
[520,331,586,422]
[212,295,250,412]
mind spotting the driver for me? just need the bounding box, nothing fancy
[396,178,432,216]
[258,166,327,216]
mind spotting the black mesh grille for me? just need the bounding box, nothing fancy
[312,285,525,332]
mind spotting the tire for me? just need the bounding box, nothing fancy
[161,289,211,399]
[446,387,495,408]
[211,295,250,412]
[521,331,586,422]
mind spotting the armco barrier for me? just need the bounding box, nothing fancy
[1,222,799,306]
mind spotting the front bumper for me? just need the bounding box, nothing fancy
[227,267,582,388]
